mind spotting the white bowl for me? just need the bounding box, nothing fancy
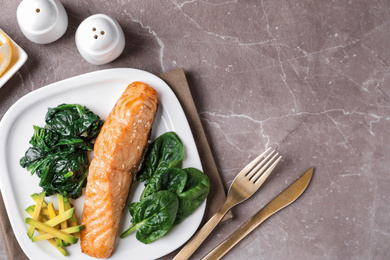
[75,14,125,65]
[0,29,28,88]
[17,0,68,44]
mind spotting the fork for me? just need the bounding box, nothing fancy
[173,148,282,260]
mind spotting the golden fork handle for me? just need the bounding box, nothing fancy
[201,210,268,260]
[173,202,232,260]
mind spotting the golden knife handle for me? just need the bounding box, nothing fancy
[173,202,232,260]
[201,207,271,260]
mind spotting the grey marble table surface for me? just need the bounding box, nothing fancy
[1,1,389,259]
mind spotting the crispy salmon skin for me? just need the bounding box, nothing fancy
[80,82,158,258]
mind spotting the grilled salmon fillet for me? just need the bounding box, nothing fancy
[80,82,158,258]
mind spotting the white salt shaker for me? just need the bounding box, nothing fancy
[17,0,68,44]
[75,14,125,65]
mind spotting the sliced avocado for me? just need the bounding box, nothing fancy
[27,205,56,217]
[32,227,68,256]
[27,192,45,239]
[48,240,68,257]
[31,193,48,207]
[25,218,78,244]
[57,194,69,246]
[62,224,85,234]
[31,224,85,241]
[44,207,74,227]
[47,202,63,248]
[31,233,54,242]
[25,205,36,217]
[25,206,47,223]
[64,198,80,237]
[63,197,77,223]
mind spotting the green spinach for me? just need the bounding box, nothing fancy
[122,132,210,244]
[140,167,209,225]
[175,168,210,224]
[136,132,184,182]
[120,190,179,244]
[45,103,103,141]
[140,167,187,200]
[128,201,140,217]
[20,104,103,199]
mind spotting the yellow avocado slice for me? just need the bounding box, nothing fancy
[31,193,49,208]
[47,202,63,248]
[27,192,45,239]
[31,225,85,242]
[25,218,78,244]
[44,207,74,227]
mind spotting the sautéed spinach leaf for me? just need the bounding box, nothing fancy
[20,104,103,199]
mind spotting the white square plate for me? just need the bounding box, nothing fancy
[0,68,206,260]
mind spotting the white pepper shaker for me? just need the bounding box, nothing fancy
[75,14,125,65]
[17,0,68,44]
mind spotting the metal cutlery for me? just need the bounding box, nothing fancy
[173,148,282,260]
[201,167,314,260]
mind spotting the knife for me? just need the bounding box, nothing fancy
[201,167,314,260]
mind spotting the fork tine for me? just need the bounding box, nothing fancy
[252,154,282,184]
[241,147,272,177]
[247,150,276,180]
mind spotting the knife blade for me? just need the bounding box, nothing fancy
[201,167,314,260]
